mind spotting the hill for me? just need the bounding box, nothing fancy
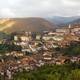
[0,18,55,33]
[59,18,80,27]
[68,18,80,25]
[47,16,80,26]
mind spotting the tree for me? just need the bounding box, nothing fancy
[67,69,80,80]
[64,44,80,56]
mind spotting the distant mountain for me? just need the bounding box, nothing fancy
[47,16,80,26]
[59,18,80,27]
[68,18,80,24]
[67,18,80,27]
[0,18,55,33]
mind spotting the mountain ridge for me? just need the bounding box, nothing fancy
[47,16,80,26]
[0,18,55,33]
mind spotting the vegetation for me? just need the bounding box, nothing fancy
[61,42,80,56]
[13,63,80,80]
[0,44,22,54]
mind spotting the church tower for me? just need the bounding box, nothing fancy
[68,24,72,33]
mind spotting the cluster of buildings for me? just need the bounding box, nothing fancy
[0,24,80,79]
[12,24,80,49]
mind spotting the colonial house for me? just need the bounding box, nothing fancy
[56,28,70,34]
[43,51,52,61]
[71,26,80,33]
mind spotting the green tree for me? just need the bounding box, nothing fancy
[67,69,80,80]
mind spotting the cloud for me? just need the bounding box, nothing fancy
[62,0,80,7]
[0,0,80,17]
[0,8,15,18]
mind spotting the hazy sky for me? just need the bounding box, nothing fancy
[0,0,80,18]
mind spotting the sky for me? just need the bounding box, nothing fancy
[0,0,80,18]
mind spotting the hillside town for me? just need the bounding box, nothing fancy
[0,24,80,79]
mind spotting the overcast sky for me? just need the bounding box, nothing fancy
[0,0,80,18]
